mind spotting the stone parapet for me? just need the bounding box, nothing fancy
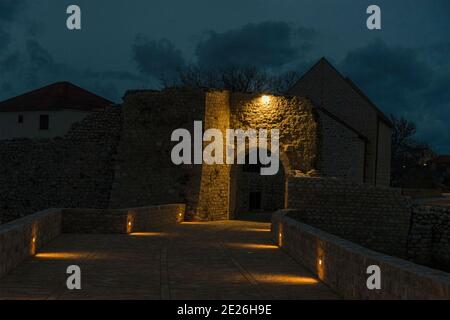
[272,210,450,299]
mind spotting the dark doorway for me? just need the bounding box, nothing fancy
[249,192,262,211]
[230,148,285,218]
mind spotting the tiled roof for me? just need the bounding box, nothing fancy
[0,82,113,112]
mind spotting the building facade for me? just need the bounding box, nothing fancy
[0,59,393,222]
[110,58,392,220]
[288,58,393,186]
[0,82,112,140]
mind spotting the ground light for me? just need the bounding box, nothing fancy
[229,243,278,250]
[35,252,86,260]
[256,274,318,285]
[130,232,167,237]
[243,228,270,232]
[31,236,37,255]
[317,254,325,280]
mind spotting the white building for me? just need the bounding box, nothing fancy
[0,82,113,140]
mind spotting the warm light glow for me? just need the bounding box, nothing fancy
[182,222,207,225]
[128,221,132,226]
[231,273,318,285]
[229,243,278,250]
[316,245,326,280]
[261,95,271,104]
[258,275,319,285]
[278,223,283,247]
[130,232,167,237]
[35,252,87,260]
[243,228,270,233]
[32,237,36,243]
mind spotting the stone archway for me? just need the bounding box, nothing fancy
[229,148,288,219]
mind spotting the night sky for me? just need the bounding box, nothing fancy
[0,0,449,153]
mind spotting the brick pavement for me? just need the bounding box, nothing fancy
[0,220,338,300]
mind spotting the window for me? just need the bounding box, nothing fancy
[18,115,24,124]
[39,115,49,130]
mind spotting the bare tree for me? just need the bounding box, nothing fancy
[390,114,436,186]
[269,71,302,94]
[220,65,269,92]
[176,64,269,92]
[175,64,301,94]
[176,65,219,88]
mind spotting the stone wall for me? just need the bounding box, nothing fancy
[0,209,62,278]
[407,205,450,272]
[316,108,365,182]
[109,88,206,219]
[196,91,231,220]
[230,93,320,174]
[110,89,323,219]
[376,121,392,186]
[0,107,122,224]
[286,176,412,257]
[62,204,185,234]
[288,58,392,186]
[228,94,320,216]
[0,204,185,279]
[272,211,450,299]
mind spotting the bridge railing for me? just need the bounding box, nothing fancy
[0,204,185,279]
[272,210,450,299]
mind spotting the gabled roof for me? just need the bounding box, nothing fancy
[0,82,113,112]
[289,57,393,128]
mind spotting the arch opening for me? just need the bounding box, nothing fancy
[229,148,287,219]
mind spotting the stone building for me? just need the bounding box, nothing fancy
[288,58,393,186]
[0,59,392,222]
[0,81,112,140]
[110,59,392,219]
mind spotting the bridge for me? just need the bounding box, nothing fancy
[0,218,337,300]
[1,203,449,300]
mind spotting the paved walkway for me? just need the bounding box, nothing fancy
[0,220,338,300]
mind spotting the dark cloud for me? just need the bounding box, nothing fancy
[1,82,12,93]
[0,39,149,103]
[25,20,45,38]
[341,39,450,153]
[420,42,450,71]
[0,0,26,22]
[195,22,314,69]
[0,52,20,72]
[0,26,10,50]
[26,40,56,70]
[132,36,185,80]
[341,39,432,109]
[0,0,28,52]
